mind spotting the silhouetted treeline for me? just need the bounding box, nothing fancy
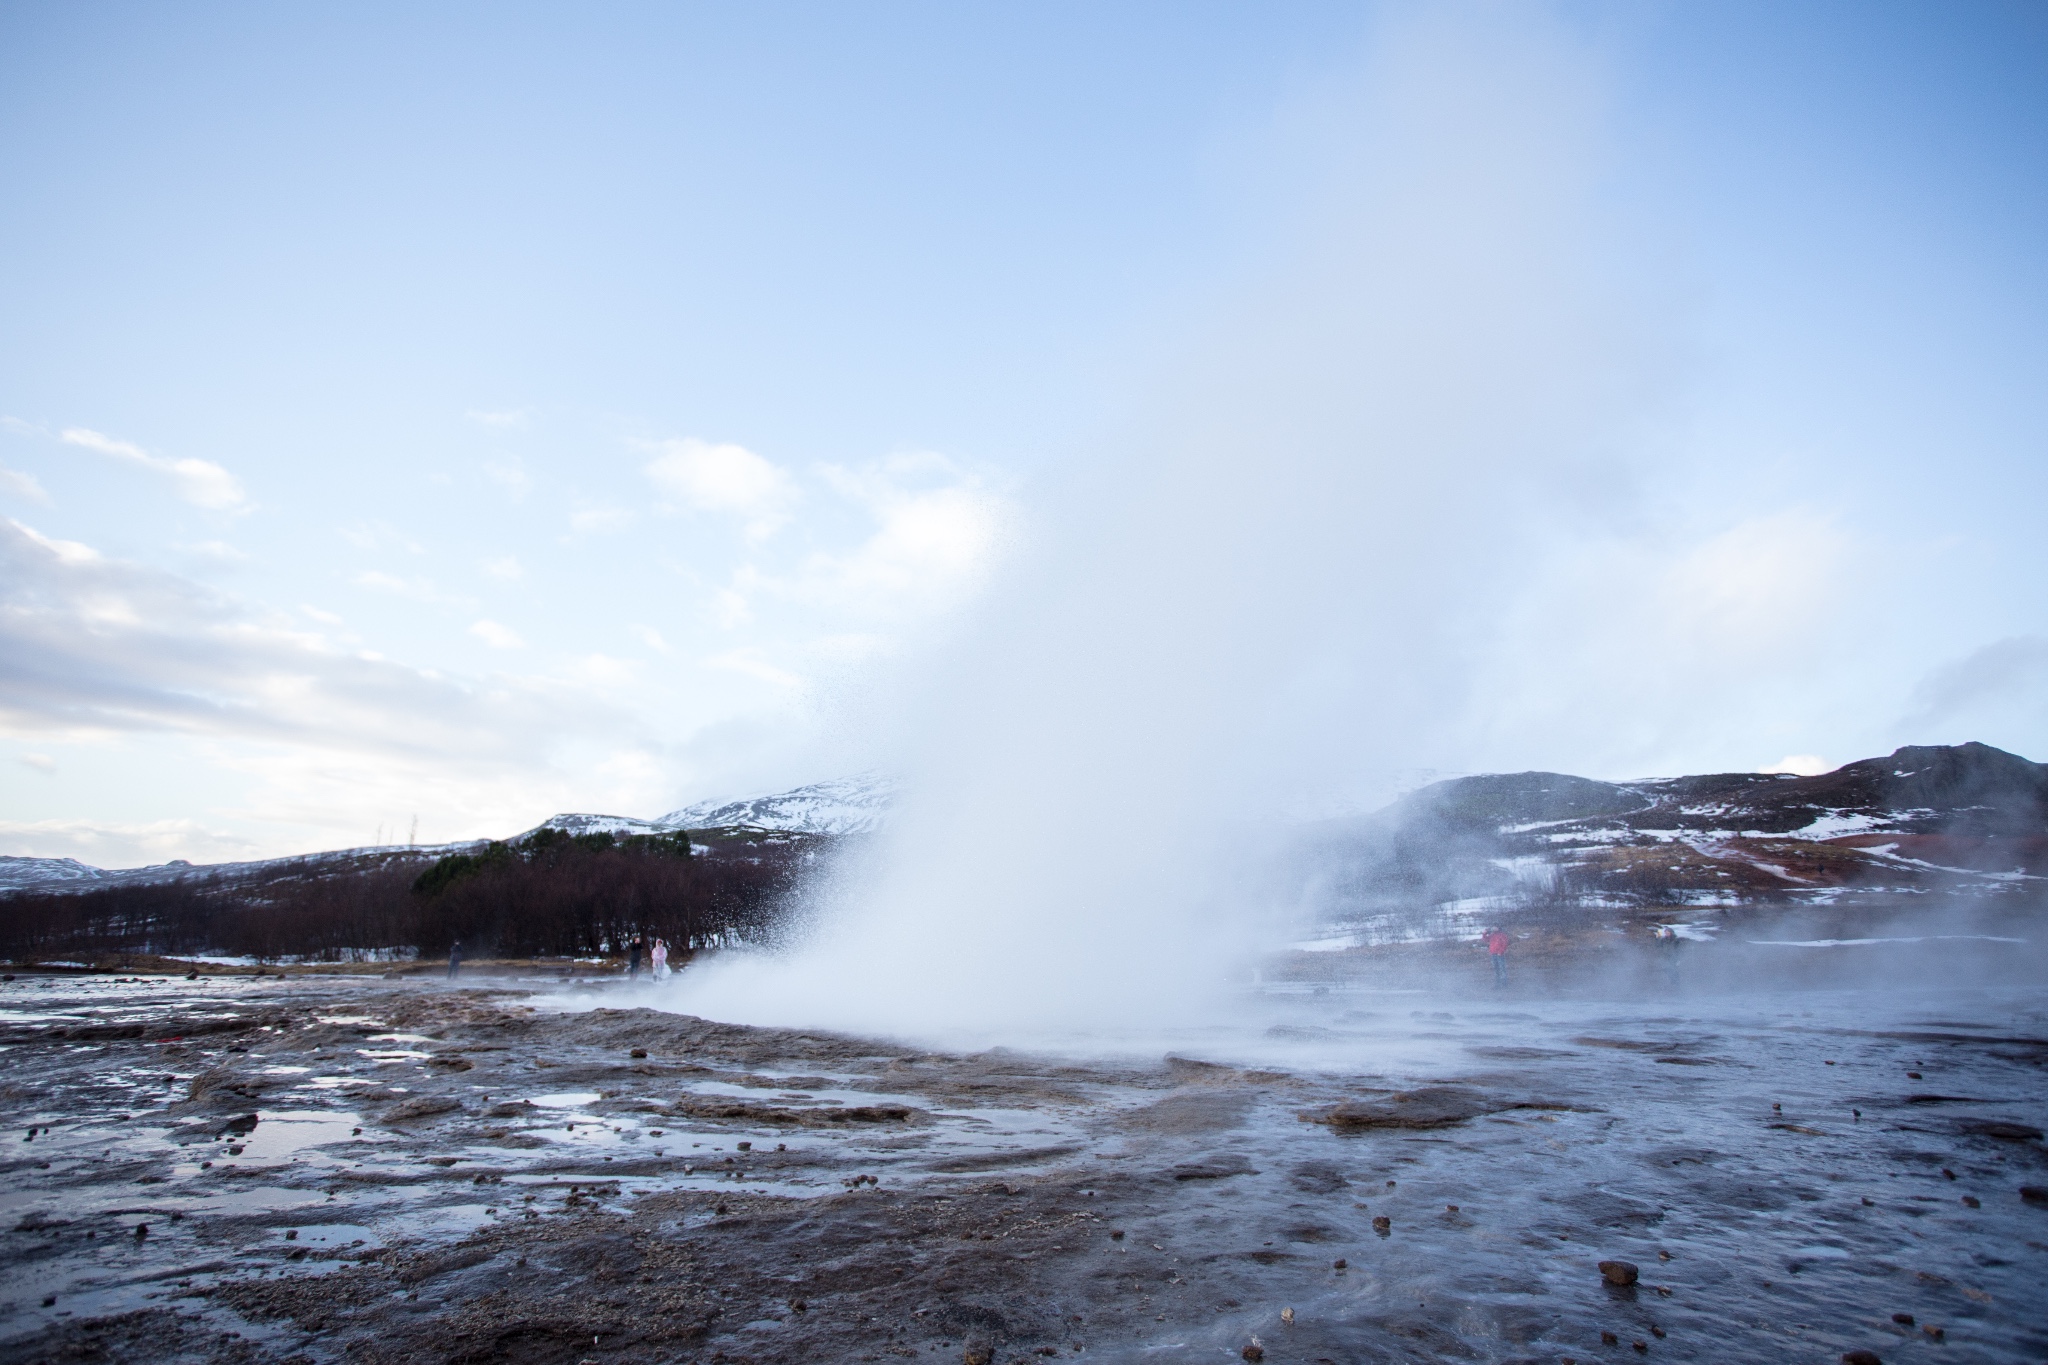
[0,828,820,963]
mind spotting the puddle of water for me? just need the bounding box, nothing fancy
[529,1091,602,1108]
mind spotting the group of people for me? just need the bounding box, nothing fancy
[626,935,674,980]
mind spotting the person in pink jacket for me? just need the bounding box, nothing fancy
[1485,928,1509,986]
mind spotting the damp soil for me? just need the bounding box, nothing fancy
[1,969,2045,1364]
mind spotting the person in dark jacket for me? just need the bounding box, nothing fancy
[628,937,644,979]
[447,939,462,980]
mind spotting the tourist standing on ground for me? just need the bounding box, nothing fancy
[628,936,644,979]
[651,937,669,979]
[1485,928,1509,986]
[447,939,462,980]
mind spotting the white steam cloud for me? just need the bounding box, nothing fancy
[679,11,1659,1042]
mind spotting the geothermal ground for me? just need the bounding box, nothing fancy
[2,935,2045,1365]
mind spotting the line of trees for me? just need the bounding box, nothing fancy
[0,827,821,964]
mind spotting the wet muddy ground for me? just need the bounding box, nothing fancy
[1,966,2044,1364]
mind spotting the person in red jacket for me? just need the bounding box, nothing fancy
[1485,928,1509,986]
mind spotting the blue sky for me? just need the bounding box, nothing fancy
[2,2,2045,866]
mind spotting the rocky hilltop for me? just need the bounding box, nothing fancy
[1300,741,2048,927]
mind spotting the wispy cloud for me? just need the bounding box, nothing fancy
[630,624,672,654]
[18,753,55,775]
[481,555,523,581]
[0,466,50,504]
[643,438,797,541]
[469,619,525,649]
[61,427,247,511]
[569,505,634,535]
[179,539,249,562]
[350,570,467,606]
[466,409,529,429]
[484,456,532,499]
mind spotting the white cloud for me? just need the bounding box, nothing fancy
[734,452,1010,623]
[569,505,635,535]
[180,539,249,562]
[351,570,466,606]
[630,624,672,654]
[469,619,525,649]
[466,409,529,429]
[299,604,343,626]
[481,554,523,581]
[1761,754,1831,776]
[643,438,797,540]
[61,427,248,511]
[484,456,532,498]
[706,648,802,691]
[18,753,55,774]
[340,521,424,554]
[0,466,50,504]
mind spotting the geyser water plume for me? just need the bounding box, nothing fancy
[680,11,1660,1043]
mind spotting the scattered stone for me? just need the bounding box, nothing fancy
[2021,1186,2048,1206]
[284,1229,297,1240]
[1840,1352,1882,1365]
[40,1297,53,1308]
[382,1095,463,1123]
[630,1048,647,1059]
[1240,1344,1264,1363]
[737,1141,752,1151]
[1308,1087,1498,1131]
[1921,1326,1944,1342]
[962,1338,993,1365]
[1891,1314,1914,1326]
[1632,1342,1647,1354]
[134,1223,148,1239]
[1110,1230,1124,1240]
[1656,1250,1672,1261]
[1961,1195,1980,1208]
[1599,1260,1639,1286]
[1650,1326,1665,1339]
[1371,1216,1390,1235]
[790,1298,807,1312]
[1907,1072,1921,1079]
[1941,1168,1956,1180]
[1280,1307,1295,1327]
[1332,1258,1347,1270]
[1445,1204,1459,1213]
[1961,1120,2043,1141]
[1601,1331,1619,1346]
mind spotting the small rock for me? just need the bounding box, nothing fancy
[284,1229,297,1240]
[1891,1313,1914,1326]
[1332,1258,1347,1270]
[630,1048,647,1059]
[1602,1331,1619,1346]
[790,1298,807,1312]
[737,1141,752,1151]
[1599,1260,1639,1286]
[1445,1204,1459,1213]
[962,1338,994,1365]
[1632,1343,1647,1355]
[1650,1326,1665,1339]
[1921,1325,1944,1342]
[1110,1229,1125,1241]
[1240,1345,1264,1363]
[1960,1195,1980,1208]
[1841,1352,1883,1365]
[1280,1307,1294,1327]
[1371,1216,1390,1235]
[1656,1250,1671,1261]
[1941,1168,1955,1180]
[2022,1186,2048,1206]
[134,1223,148,1239]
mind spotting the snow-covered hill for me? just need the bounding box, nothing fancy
[0,775,896,896]
[659,774,897,835]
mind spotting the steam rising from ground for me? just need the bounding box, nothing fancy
[681,12,1658,1042]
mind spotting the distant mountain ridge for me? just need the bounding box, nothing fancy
[0,774,897,895]
[1304,741,2048,922]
